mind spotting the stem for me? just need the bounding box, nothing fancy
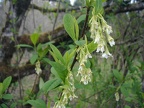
[71,7,91,70]
[81,7,91,38]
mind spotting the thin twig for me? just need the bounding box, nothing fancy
[81,7,90,38]
[52,0,61,33]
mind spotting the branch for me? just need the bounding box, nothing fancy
[29,3,144,14]
[0,63,35,82]
[29,4,80,13]
[105,3,144,14]
[18,26,67,45]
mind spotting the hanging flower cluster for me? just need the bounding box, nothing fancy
[77,44,92,85]
[89,8,115,59]
[54,71,77,108]
[35,60,42,75]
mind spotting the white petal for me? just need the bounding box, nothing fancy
[102,53,108,59]
[109,40,115,47]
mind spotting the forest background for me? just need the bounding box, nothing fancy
[0,0,144,108]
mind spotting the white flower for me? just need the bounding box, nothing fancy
[84,80,88,85]
[94,32,100,43]
[88,54,92,58]
[78,65,83,71]
[85,54,92,59]
[109,40,115,47]
[115,92,119,101]
[35,61,42,75]
[96,45,105,53]
[107,35,115,47]
[102,52,112,59]
[106,25,113,34]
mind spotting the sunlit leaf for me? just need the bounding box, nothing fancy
[50,44,65,64]
[30,54,38,64]
[2,94,13,100]
[3,76,12,93]
[41,78,62,93]
[63,14,79,41]
[30,32,40,46]
[88,41,97,53]
[26,99,46,108]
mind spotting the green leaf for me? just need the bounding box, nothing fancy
[51,67,60,78]
[43,58,67,82]
[63,14,79,41]
[3,76,12,93]
[85,59,91,68]
[30,54,38,64]
[77,14,86,24]
[1,104,7,108]
[26,99,46,108]
[10,102,17,108]
[50,62,67,82]
[41,78,62,93]
[94,0,103,15]
[39,77,44,89]
[125,97,133,102]
[30,32,40,46]
[74,16,79,40]
[37,43,43,51]
[2,94,13,100]
[75,40,86,47]
[63,49,76,66]
[88,41,97,53]
[0,83,3,98]
[50,44,65,64]
[120,86,129,97]
[37,43,49,59]
[113,69,123,82]
[17,44,33,49]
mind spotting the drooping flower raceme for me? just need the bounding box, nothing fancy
[35,60,42,75]
[53,71,77,108]
[77,44,92,85]
[89,8,115,58]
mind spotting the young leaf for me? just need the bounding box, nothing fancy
[1,104,7,108]
[51,67,60,78]
[50,44,65,64]
[2,94,13,100]
[75,40,86,47]
[26,99,46,108]
[30,54,38,64]
[113,69,123,82]
[10,102,17,108]
[37,44,49,59]
[63,14,79,41]
[63,49,76,66]
[42,58,67,82]
[41,78,62,93]
[94,0,103,15]
[2,76,12,93]
[120,86,129,97]
[77,14,86,24]
[74,16,79,40]
[88,41,97,53]
[49,61,68,82]
[39,77,44,89]
[0,83,3,98]
[30,32,40,46]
